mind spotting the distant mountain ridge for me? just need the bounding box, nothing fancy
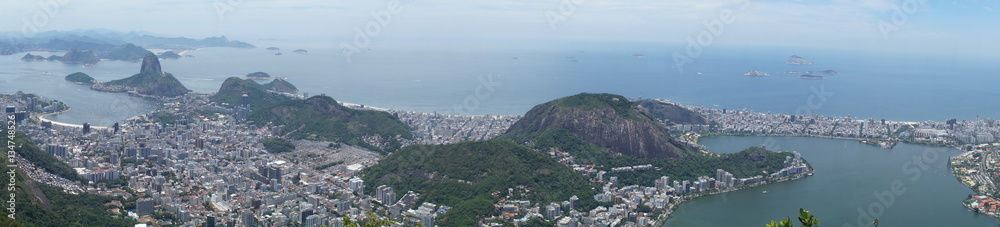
[0,29,254,57]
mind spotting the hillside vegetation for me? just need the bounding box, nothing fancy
[361,140,597,226]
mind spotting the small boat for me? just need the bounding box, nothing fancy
[762,190,768,194]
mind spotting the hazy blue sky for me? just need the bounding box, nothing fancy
[3,0,998,56]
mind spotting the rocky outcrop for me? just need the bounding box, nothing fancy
[139,52,162,75]
[505,93,695,160]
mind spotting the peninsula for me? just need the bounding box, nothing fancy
[90,52,191,97]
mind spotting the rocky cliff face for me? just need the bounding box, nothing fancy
[505,93,695,160]
[139,52,161,74]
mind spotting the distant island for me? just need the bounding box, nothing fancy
[246,72,277,80]
[798,74,825,80]
[744,70,770,76]
[24,49,102,65]
[632,54,645,58]
[785,70,838,75]
[21,53,51,61]
[266,47,280,51]
[786,55,814,65]
[64,72,96,84]
[158,51,181,60]
[292,49,308,54]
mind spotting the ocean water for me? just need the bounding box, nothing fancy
[3,46,997,124]
[160,46,1000,122]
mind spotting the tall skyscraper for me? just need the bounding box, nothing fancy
[206,216,217,227]
[83,123,91,134]
[241,94,249,107]
[195,138,205,149]
[137,198,155,216]
[376,185,396,204]
[349,177,365,194]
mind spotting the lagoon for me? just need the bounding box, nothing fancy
[664,136,999,226]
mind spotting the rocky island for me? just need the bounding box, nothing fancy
[786,55,814,65]
[64,72,96,84]
[246,72,277,80]
[744,70,770,76]
[798,74,825,80]
[158,51,181,60]
[785,70,838,75]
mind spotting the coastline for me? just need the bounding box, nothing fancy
[650,134,815,225]
[654,165,814,226]
[35,107,110,130]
